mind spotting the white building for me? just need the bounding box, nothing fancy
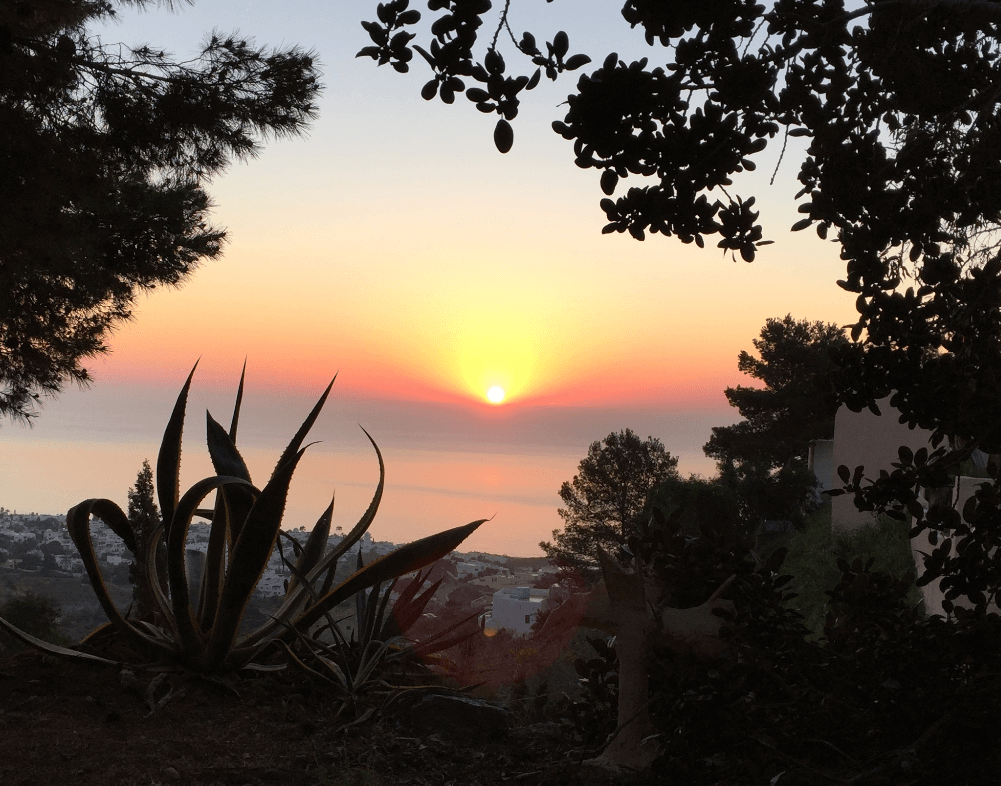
[483,585,568,636]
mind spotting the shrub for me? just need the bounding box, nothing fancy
[0,592,69,653]
[773,502,920,636]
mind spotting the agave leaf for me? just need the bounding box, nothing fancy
[286,498,334,596]
[144,523,176,627]
[394,567,432,609]
[239,661,288,673]
[238,530,348,653]
[67,496,138,555]
[314,650,353,691]
[382,575,443,640]
[78,620,114,645]
[244,436,385,647]
[198,482,231,631]
[367,578,396,646]
[204,424,247,475]
[206,412,255,545]
[317,429,385,597]
[283,640,345,690]
[278,529,304,559]
[289,519,488,635]
[157,361,198,535]
[166,475,258,658]
[0,615,120,665]
[275,621,351,690]
[229,358,247,441]
[379,571,436,639]
[134,619,178,646]
[353,637,399,686]
[410,608,482,658]
[270,376,336,483]
[205,410,254,528]
[66,500,172,655]
[200,449,306,671]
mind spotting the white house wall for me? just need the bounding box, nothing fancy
[831,399,936,531]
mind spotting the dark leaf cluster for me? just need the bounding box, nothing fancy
[1,0,321,421]
[566,536,1001,785]
[358,0,1001,280]
[357,0,589,153]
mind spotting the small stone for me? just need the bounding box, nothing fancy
[163,766,180,779]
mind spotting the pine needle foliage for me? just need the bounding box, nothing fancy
[0,1,321,421]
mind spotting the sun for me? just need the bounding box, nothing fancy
[486,385,506,404]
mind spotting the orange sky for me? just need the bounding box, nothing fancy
[75,1,858,415]
[3,1,862,555]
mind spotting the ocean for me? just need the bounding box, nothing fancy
[2,382,728,556]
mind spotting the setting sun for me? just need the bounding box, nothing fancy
[486,385,506,404]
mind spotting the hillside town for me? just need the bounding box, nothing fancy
[0,507,562,637]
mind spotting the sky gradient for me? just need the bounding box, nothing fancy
[2,1,859,555]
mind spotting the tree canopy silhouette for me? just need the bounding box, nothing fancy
[706,315,847,471]
[540,429,679,579]
[362,0,1001,606]
[1,0,320,421]
[706,315,846,533]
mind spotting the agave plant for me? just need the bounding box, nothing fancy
[278,555,481,720]
[0,363,485,673]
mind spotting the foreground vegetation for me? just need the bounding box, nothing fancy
[771,503,922,636]
[4,497,1000,784]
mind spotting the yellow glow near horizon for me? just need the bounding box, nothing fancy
[453,313,541,403]
[486,385,506,404]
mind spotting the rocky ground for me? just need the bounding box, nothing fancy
[0,649,640,786]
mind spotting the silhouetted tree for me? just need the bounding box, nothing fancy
[704,316,847,529]
[706,315,848,470]
[1,0,320,421]
[541,429,679,579]
[127,459,165,618]
[361,1,1001,604]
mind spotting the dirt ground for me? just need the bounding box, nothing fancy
[0,649,618,786]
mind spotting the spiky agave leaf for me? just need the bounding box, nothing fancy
[285,497,334,597]
[282,518,488,638]
[229,358,247,441]
[410,608,482,660]
[269,375,336,483]
[199,449,307,671]
[165,475,259,658]
[144,522,175,627]
[242,431,385,647]
[201,412,256,628]
[66,499,174,657]
[279,638,347,692]
[206,412,255,544]
[366,577,396,645]
[380,572,444,640]
[198,495,229,631]
[0,615,120,665]
[317,427,384,596]
[157,361,198,536]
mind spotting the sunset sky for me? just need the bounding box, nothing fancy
[2,1,858,555]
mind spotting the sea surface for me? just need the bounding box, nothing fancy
[2,383,728,556]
